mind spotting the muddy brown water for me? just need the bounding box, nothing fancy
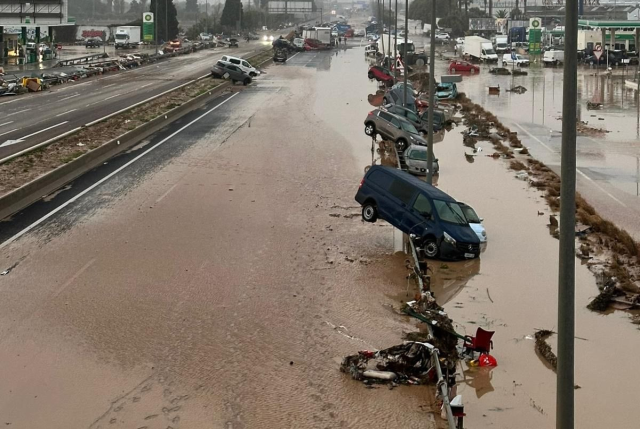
[0,48,443,427]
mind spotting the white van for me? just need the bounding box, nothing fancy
[502,53,529,66]
[220,55,261,76]
[543,50,564,66]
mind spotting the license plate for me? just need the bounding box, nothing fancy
[464,253,475,258]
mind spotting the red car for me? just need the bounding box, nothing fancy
[368,66,394,84]
[448,60,480,74]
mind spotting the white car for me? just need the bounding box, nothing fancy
[435,33,450,41]
[459,203,487,247]
[502,53,529,66]
[455,37,464,45]
[220,55,261,77]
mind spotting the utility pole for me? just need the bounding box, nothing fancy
[206,0,209,36]
[155,0,158,52]
[165,0,168,42]
[557,0,578,424]
[394,0,397,79]
[402,0,408,107]
[425,0,436,184]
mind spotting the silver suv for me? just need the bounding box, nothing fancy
[364,109,427,151]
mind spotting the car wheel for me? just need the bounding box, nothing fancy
[423,238,440,258]
[362,203,378,222]
[383,97,389,104]
[416,58,425,67]
[250,72,257,77]
[364,123,376,137]
[368,72,374,79]
[243,78,251,85]
[396,138,408,151]
[451,67,456,73]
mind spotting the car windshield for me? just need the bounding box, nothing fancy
[484,48,496,54]
[459,204,481,223]
[400,121,419,134]
[115,34,128,40]
[433,199,468,225]
[408,149,427,161]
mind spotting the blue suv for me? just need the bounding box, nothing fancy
[355,166,480,259]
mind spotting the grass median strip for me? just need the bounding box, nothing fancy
[0,77,227,198]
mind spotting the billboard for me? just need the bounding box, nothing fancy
[0,0,69,26]
[143,12,154,42]
[267,1,313,14]
[468,18,497,32]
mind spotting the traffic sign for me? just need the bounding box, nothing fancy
[594,45,603,60]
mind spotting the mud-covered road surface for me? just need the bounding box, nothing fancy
[0,49,442,427]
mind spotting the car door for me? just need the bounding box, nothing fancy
[377,111,395,139]
[401,193,435,236]
[384,178,416,229]
[388,116,402,140]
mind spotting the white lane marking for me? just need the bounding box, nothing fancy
[6,108,32,117]
[576,169,627,208]
[0,121,15,127]
[156,183,179,203]
[0,93,239,250]
[0,128,19,138]
[85,101,100,107]
[0,99,21,105]
[103,83,116,88]
[104,93,122,101]
[56,109,78,117]
[139,83,154,89]
[19,121,68,140]
[59,93,80,101]
[71,81,91,87]
[513,122,556,153]
[53,258,97,298]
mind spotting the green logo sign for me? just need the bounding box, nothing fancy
[531,19,540,28]
[143,13,154,41]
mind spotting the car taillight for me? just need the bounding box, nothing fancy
[359,178,365,188]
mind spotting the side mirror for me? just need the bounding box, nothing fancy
[480,217,484,222]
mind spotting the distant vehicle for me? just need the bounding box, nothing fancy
[494,35,509,54]
[455,37,465,45]
[262,34,275,42]
[115,26,141,49]
[85,38,102,48]
[355,165,481,259]
[354,29,366,37]
[170,39,182,49]
[227,38,239,48]
[273,47,287,63]
[502,53,529,67]
[365,44,378,56]
[211,60,252,85]
[364,109,426,151]
[292,38,305,50]
[435,83,458,100]
[543,50,564,66]
[435,32,450,42]
[368,65,394,84]
[384,86,417,111]
[458,202,487,246]
[390,82,418,96]
[448,60,479,73]
[245,33,260,40]
[464,36,498,62]
[200,33,213,41]
[404,145,440,176]
[26,42,37,51]
[220,55,261,76]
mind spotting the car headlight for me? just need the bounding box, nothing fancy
[482,230,487,237]
[409,136,416,140]
[269,35,274,41]
[443,232,456,246]
[263,35,268,41]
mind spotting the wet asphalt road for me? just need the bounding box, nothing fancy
[0,47,441,428]
[0,43,272,161]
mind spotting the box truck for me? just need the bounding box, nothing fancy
[463,36,498,62]
[115,26,141,49]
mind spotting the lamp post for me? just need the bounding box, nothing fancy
[425,0,436,185]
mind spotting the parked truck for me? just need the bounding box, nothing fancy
[315,27,331,45]
[377,35,428,65]
[463,36,498,62]
[494,35,509,54]
[114,26,141,49]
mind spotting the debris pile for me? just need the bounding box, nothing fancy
[534,330,557,370]
[507,85,527,94]
[340,342,435,386]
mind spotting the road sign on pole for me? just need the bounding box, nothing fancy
[594,45,603,61]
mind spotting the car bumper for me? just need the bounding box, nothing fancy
[440,241,480,260]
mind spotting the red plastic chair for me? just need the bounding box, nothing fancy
[463,327,495,358]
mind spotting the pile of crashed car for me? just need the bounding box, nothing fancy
[210,54,262,85]
[359,52,487,261]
